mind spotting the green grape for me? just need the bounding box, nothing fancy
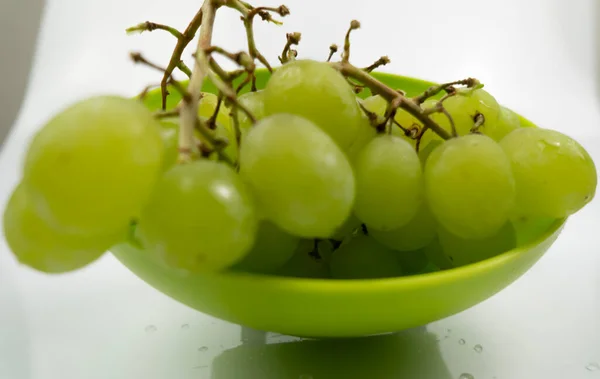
[329,213,361,241]
[3,185,123,273]
[353,135,423,230]
[160,121,179,171]
[369,203,437,251]
[213,121,239,163]
[511,216,557,246]
[234,90,266,139]
[359,95,419,146]
[198,92,231,127]
[418,139,443,166]
[232,221,300,274]
[420,98,473,148]
[23,96,164,235]
[345,110,377,165]
[239,114,355,238]
[263,59,363,151]
[500,128,597,218]
[490,106,520,141]
[277,240,330,278]
[397,249,429,275]
[423,237,453,270]
[438,222,516,267]
[425,134,516,239]
[329,234,403,279]
[137,160,257,273]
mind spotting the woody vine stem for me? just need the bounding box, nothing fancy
[128,0,484,163]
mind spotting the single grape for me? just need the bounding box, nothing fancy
[500,128,597,218]
[159,121,179,171]
[345,110,377,165]
[23,96,164,235]
[330,234,403,279]
[277,240,330,278]
[425,134,516,239]
[418,139,443,166]
[137,160,257,273]
[329,213,361,242]
[3,185,124,273]
[213,121,239,163]
[239,114,355,238]
[511,216,557,246]
[397,249,429,275]
[263,59,363,151]
[422,237,454,270]
[232,221,300,274]
[490,106,520,141]
[369,203,437,251]
[353,135,423,230]
[437,222,516,267]
[359,95,418,145]
[198,92,231,127]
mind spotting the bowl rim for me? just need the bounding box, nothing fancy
[129,69,565,290]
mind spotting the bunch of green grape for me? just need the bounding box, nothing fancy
[3,57,596,278]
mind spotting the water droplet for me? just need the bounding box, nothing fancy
[145,325,157,333]
[459,374,474,379]
[198,346,209,352]
[458,338,466,345]
[473,344,483,353]
[586,362,600,371]
[181,324,190,330]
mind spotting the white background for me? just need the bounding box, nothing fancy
[1,0,599,378]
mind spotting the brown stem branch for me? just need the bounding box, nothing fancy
[342,20,360,63]
[413,78,480,104]
[279,32,301,64]
[327,44,338,62]
[126,21,184,39]
[363,56,390,73]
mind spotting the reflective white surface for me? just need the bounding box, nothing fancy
[1,0,599,378]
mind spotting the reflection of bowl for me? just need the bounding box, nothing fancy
[111,71,566,338]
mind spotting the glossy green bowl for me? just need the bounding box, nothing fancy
[112,70,566,338]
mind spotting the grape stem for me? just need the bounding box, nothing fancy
[153,109,180,119]
[413,78,480,104]
[178,0,218,163]
[126,21,184,39]
[327,44,339,62]
[470,113,485,133]
[332,61,452,140]
[363,56,390,73]
[279,32,301,64]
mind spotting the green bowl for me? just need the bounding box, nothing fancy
[112,70,566,338]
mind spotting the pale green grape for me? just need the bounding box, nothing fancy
[3,185,123,273]
[160,121,179,171]
[329,213,361,241]
[425,134,516,239]
[490,106,520,141]
[234,90,266,139]
[263,60,363,151]
[369,203,437,251]
[330,234,403,279]
[437,222,516,267]
[397,249,429,275]
[345,110,377,165]
[354,135,423,230]
[500,128,597,218]
[423,237,453,270]
[213,121,239,163]
[359,95,419,146]
[23,96,164,235]
[137,160,257,273]
[277,240,330,278]
[511,216,557,246]
[233,221,300,274]
[239,114,355,238]
[418,139,443,166]
[198,92,231,127]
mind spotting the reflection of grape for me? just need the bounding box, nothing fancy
[425,134,515,239]
[438,222,516,267]
[369,203,437,251]
[23,96,164,235]
[330,235,403,279]
[500,128,597,218]
[354,135,423,231]
[240,114,355,238]
[233,221,300,274]
[137,160,257,273]
[264,59,363,151]
[4,186,122,273]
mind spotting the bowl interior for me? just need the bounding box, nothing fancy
[112,70,562,337]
